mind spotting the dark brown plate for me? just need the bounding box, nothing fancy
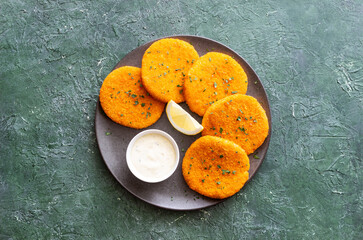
[95,35,271,210]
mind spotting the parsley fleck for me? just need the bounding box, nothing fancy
[219,128,223,133]
[253,154,260,159]
[238,126,246,132]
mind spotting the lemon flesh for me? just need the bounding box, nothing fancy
[166,100,203,135]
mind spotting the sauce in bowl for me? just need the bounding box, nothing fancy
[126,130,179,183]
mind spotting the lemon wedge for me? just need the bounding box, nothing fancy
[166,100,204,135]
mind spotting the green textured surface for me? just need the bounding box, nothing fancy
[1,0,362,239]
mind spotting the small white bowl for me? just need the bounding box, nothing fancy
[126,129,180,183]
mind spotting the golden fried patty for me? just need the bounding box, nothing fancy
[184,52,248,116]
[202,94,269,155]
[99,66,165,129]
[141,38,199,103]
[182,136,250,199]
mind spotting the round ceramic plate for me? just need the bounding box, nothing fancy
[95,35,271,210]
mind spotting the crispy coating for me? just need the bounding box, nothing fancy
[184,52,248,116]
[141,38,199,103]
[99,66,165,129]
[202,94,269,155]
[182,136,250,199]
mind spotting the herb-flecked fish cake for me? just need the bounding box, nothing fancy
[141,38,199,103]
[202,94,269,155]
[184,52,248,116]
[182,136,250,199]
[99,66,165,129]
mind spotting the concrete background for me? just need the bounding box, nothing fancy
[1,0,362,239]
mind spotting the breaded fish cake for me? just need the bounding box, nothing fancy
[182,136,250,199]
[184,52,248,116]
[202,94,269,155]
[141,38,199,103]
[99,66,165,129]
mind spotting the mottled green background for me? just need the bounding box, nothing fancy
[1,0,362,239]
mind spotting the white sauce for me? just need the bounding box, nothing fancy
[130,133,176,181]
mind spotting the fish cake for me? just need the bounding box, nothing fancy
[202,94,269,155]
[184,52,248,116]
[182,136,250,199]
[99,66,165,129]
[141,38,199,103]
